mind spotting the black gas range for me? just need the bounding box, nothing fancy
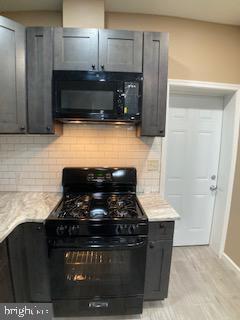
[46,167,148,317]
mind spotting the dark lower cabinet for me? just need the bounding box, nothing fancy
[144,221,174,300]
[2,220,174,305]
[141,32,169,137]
[0,239,14,302]
[7,223,51,302]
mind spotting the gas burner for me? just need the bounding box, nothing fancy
[107,194,137,218]
[58,194,92,218]
[90,208,108,218]
[57,193,139,219]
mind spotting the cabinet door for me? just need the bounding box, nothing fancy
[8,223,51,302]
[0,16,26,133]
[144,239,173,300]
[7,224,28,302]
[0,239,14,302]
[99,29,143,72]
[54,28,98,70]
[141,32,168,136]
[27,27,54,133]
[23,223,51,302]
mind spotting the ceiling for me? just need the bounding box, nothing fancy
[0,0,240,26]
[105,0,240,26]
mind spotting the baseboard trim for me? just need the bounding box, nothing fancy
[222,253,240,274]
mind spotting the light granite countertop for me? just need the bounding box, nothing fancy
[0,192,61,243]
[0,191,179,243]
[137,193,180,222]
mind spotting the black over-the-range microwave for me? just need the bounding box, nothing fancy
[52,71,143,123]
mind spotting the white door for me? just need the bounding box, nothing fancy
[165,94,223,246]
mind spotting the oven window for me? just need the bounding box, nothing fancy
[65,250,129,282]
[61,90,114,111]
[49,246,146,300]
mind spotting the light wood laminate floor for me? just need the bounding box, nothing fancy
[56,246,240,320]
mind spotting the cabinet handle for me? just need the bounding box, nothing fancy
[20,126,25,131]
[91,64,96,70]
[159,130,164,134]
[149,241,154,249]
[101,64,104,71]
[46,126,51,132]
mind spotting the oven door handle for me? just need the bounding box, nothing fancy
[83,240,147,249]
[48,238,147,250]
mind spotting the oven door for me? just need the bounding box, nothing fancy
[48,236,147,300]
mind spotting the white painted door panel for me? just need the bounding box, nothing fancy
[165,94,223,246]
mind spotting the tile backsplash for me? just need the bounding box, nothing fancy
[0,124,162,193]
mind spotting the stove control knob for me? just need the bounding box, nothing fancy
[116,225,125,235]
[56,225,65,236]
[116,225,122,234]
[69,225,79,236]
[128,225,136,234]
[124,225,129,234]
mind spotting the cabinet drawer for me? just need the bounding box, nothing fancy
[148,221,174,240]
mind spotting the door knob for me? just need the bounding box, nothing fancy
[210,185,217,191]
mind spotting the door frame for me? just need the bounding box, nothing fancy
[160,79,240,257]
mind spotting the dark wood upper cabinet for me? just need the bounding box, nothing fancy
[99,29,143,72]
[0,16,26,133]
[54,28,99,71]
[27,27,55,134]
[0,19,168,136]
[53,28,143,73]
[141,32,169,136]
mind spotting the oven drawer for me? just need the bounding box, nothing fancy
[53,296,143,317]
[148,221,174,240]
